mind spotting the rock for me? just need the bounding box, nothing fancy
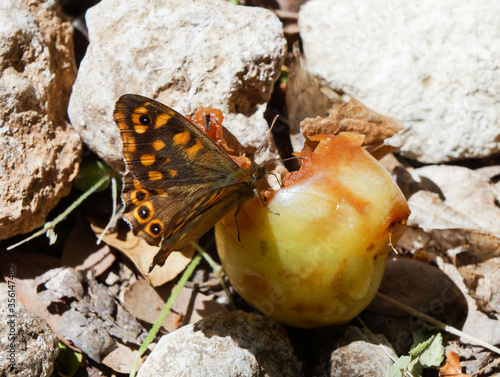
[68,0,286,171]
[0,0,81,240]
[322,326,397,377]
[0,306,59,377]
[137,310,303,377]
[298,0,500,163]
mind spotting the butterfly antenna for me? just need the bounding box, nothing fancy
[263,155,306,168]
[255,115,279,158]
[264,171,282,188]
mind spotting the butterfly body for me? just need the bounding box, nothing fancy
[114,94,266,271]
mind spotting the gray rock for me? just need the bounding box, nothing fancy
[68,0,286,171]
[0,0,81,240]
[298,0,500,163]
[322,326,397,377]
[137,310,303,377]
[0,306,59,377]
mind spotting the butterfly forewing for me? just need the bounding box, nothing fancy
[114,94,244,190]
[114,94,263,271]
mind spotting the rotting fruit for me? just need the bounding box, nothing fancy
[215,132,410,328]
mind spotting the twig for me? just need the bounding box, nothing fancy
[7,175,110,250]
[376,292,500,355]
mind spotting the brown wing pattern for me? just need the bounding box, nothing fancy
[114,94,242,190]
[114,94,257,271]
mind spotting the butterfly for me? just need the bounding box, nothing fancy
[113,94,269,272]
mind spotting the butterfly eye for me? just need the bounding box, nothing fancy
[138,205,150,220]
[149,221,163,235]
[135,190,147,202]
[139,114,151,125]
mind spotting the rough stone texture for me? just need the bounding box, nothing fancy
[0,306,59,377]
[137,310,303,377]
[0,0,81,240]
[322,326,397,377]
[298,0,500,163]
[68,0,286,171]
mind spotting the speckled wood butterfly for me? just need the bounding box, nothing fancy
[114,94,267,272]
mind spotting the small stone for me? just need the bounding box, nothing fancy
[137,310,303,377]
[0,306,59,377]
[322,326,397,377]
[0,0,81,240]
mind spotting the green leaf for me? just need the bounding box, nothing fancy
[387,355,412,377]
[418,332,444,368]
[57,342,82,376]
[387,328,445,377]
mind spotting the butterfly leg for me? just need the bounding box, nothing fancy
[234,204,242,242]
[254,189,280,216]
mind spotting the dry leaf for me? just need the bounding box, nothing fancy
[300,97,404,159]
[62,217,116,278]
[430,229,500,315]
[0,250,78,349]
[286,44,342,137]
[408,191,480,232]
[439,351,470,377]
[123,280,180,332]
[406,165,500,236]
[123,280,227,332]
[89,217,194,286]
[102,342,143,374]
[438,261,500,347]
[170,286,227,326]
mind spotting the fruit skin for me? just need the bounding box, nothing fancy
[215,133,410,328]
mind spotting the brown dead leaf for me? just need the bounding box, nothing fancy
[431,229,500,315]
[439,351,470,377]
[123,280,227,332]
[171,285,227,327]
[89,217,194,286]
[62,217,116,278]
[439,261,500,347]
[430,229,500,266]
[286,44,343,136]
[123,280,180,332]
[102,342,143,374]
[300,97,404,159]
[0,249,80,350]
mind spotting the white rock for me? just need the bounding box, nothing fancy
[137,310,303,377]
[68,0,286,170]
[298,0,500,163]
[0,0,81,240]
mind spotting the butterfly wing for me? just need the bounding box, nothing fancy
[114,94,254,270]
[114,94,242,190]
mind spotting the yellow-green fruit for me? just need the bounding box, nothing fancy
[215,133,410,328]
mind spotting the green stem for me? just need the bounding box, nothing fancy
[7,175,110,250]
[129,252,203,377]
[191,240,236,310]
